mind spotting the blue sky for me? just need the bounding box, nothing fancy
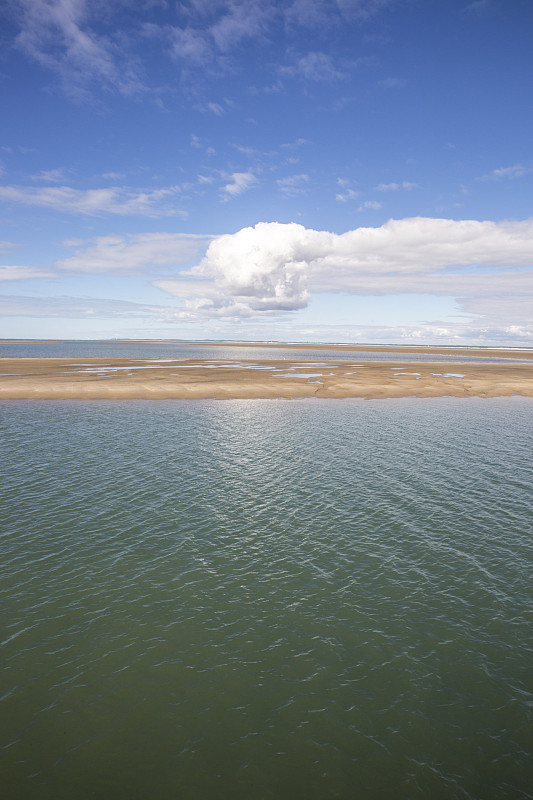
[1,0,532,344]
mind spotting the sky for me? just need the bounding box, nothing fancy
[1,0,532,344]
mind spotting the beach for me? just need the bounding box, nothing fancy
[1,344,532,399]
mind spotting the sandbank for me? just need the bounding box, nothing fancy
[1,355,532,400]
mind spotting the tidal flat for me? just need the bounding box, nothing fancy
[1,342,533,400]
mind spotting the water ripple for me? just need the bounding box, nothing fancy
[1,398,532,799]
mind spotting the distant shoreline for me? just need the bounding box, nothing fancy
[1,339,533,358]
[1,354,533,400]
[0,337,533,358]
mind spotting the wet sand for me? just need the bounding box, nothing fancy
[1,355,533,399]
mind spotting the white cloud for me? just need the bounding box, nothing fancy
[336,188,358,202]
[166,26,212,65]
[233,144,258,156]
[55,233,211,274]
[145,1,275,77]
[31,168,68,183]
[0,294,170,320]
[376,182,399,191]
[358,200,382,210]
[0,184,187,217]
[375,181,418,192]
[277,174,310,196]
[8,217,531,339]
[196,101,225,115]
[0,265,56,281]
[152,218,533,322]
[10,0,398,102]
[335,0,394,20]
[209,1,274,51]
[13,0,145,100]
[481,164,533,180]
[281,51,347,81]
[260,320,533,347]
[281,138,309,149]
[207,101,224,115]
[220,171,257,198]
[313,267,533,299]
[284,0,331,28]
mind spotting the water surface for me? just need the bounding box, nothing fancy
[1,398,532,799]
[1,340,530,363]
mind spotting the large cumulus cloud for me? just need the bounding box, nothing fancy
[153,218,533,319]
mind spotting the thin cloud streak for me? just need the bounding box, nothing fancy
[220,172,257,199]
[55,233,212,274]
[0,294,171,319]
[0,265,56,281]
[9,0,393,101]
[0,184,187,217]
[13,0,146,99]
[480,164,533,181]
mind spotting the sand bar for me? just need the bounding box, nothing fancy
[1,356,533,399]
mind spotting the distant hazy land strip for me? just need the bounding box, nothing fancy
[1,346,533,400]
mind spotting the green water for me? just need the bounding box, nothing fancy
[1,398,532,799]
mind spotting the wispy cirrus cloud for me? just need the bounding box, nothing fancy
[280,51,347,81]
[195,101,226,115]
[143,0,275,76]
[8,0,399,102]
[0,265,56,281]
[0,184,187,217]
[220,171,257,199]
[31,168,68,183]
[287,0,395,25]
[277,174,310,196]
[12,0,146,100]
[479,163,533,180]
[208,0,274,51]
[229,320,533,347]
[1,232,210,286]
[55,233,211,274]
[334,0,395,20]
[0,294,170,319]
[358,199,382,211]
[336,188,358,202]
[336,177,358,202]
[375,181,418,191]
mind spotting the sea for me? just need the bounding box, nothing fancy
[1,342,532,799]
[1,339,532,362]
